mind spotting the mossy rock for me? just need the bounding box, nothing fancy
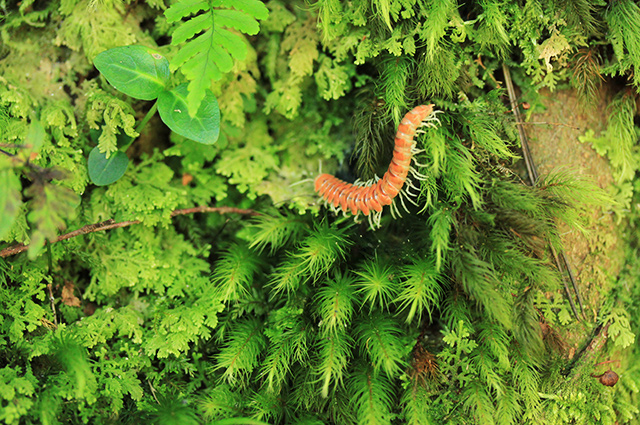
[524,86,625,360]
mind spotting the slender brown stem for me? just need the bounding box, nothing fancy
[0,206,260,258]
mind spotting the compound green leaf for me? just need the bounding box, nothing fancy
[165,0,210,23]
[157,84,220,145]
[171,12,213,45]
[88,147,130,186]
[217,0,269,20]
[213,26,248,61]
[214,9,260,35]
[94,45,170,100]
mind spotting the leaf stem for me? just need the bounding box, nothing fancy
[136,101,158,134]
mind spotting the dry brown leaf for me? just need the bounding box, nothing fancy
[61,281,81,307]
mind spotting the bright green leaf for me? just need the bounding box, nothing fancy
[94,45,170,100]
[157,84,220,145]
[87,146,129,186]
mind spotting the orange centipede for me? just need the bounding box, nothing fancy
[315,104,439,227]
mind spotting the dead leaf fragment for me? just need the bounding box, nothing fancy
[61,281,81,307]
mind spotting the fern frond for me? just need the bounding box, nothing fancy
[315,329,352,398]
[198,384,244,420]
[441,289,473,328]
[427,207,452,271]
[495,385,521,425]
[53,333,97,400]
[536,170,613,237]
[146,394,200,425]
[354,312,407,376]
[216,317,266,384]
[512,281,545,362]
[476,0,511,57]
[570,47,604,103]
[372,0,394,31]
[166,0,269,114]
[416,44,459,99]
[606,0,640,87]
[477,322,510,370]
[353,94,394,180]
[354,257,398,312]
[556,0,601,35]
[443,136,483,208]
[401,382,436,425]
[293,222,352,281]
[316,0,344,42]
[450,248,512,329]
[460,95,516,159]
[513,359,541,415]
[269,222,352,295]
[248,212,308,255]
[377,55,412,125]
[470,346,505,398]
[418,124,447,177]
[462,380,496,425]
[269,258,305,295]
[418,0,457,59]
[396,259,443,323]
[490,179,546,216]
[211,244,262,303]
[348,364,395,424]
[315,272,357,336]
[538,169,612,207]
[603,92,638,183]
[260,307,309,393]
[249,388,285,423]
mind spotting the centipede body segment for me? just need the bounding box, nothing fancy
[315,104,439,227]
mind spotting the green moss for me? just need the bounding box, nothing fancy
[1,0,640,423]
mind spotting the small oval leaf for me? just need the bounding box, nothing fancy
[88,147,129,186]
[94,45,170,100]
[157,84,220,145]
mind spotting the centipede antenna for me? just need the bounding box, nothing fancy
[503,63,585,320]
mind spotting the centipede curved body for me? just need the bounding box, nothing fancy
[315,104,438,227]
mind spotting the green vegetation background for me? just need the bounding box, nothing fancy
[1,0,640,424]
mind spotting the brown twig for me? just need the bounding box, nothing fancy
[563,322,610,378]
[0,206,260,258]
[502,63,585,320]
